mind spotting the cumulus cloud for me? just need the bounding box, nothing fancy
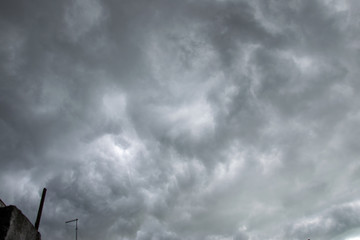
[1,0,360,240]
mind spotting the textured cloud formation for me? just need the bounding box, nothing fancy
[1,0,360,240]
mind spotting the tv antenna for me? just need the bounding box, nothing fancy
[65,218,78,240]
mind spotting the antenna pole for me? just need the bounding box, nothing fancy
[76,219,78,240]
[66,218,78,240]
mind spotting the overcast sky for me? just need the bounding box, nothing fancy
[1,0,360,239]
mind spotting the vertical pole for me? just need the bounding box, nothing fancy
[35,188,47,230]
[76,219,78,240]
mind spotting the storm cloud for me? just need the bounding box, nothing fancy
[1,0,360,239]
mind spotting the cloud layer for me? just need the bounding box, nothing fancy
[1,0,360,239]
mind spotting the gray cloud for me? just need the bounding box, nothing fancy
[1,0,360,239]
[284,201,360,240]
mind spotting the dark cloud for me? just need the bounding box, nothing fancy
[1,0,360,239]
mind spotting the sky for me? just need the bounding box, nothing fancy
[1,0,360,239]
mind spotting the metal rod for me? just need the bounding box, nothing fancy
[65,218,78,223]
[66,218,78,240]
[35,188,47,230]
